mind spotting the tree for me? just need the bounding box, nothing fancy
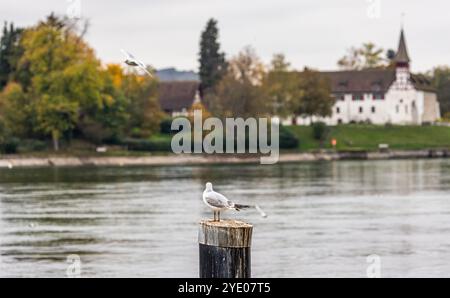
[16,14,125,150]
[198,19,227,93]
[78,64,129,144]
[293,68,335,121]
[120,68,164,138]
[263,54,300,117]
[35,95,79,151]
[338,43,388,70]
[0,82,33,137]
[429,66,450,117]
[0,22,23,90]
[205,47,268,118]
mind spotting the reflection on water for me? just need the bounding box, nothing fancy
[1,159,450,277]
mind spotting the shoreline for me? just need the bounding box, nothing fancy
[0,149,449,168]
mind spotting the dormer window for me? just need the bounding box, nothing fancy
[333,93,345,101]
[353,94,364,101]
[373,93,384,100]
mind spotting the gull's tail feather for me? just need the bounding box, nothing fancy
[234,204,252,211]
[234,203,268,218]
[255,205,268,218]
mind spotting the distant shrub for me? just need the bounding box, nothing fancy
[279,126,299,149]
[121,138,172,152]
[312,122,328,141]
[160,118,175,134]
[18,139,47,152]
[0,137,19,154]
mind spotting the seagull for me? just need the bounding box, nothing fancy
[120,49,153,77]
[7,162,13,169]
[202,182,268,222]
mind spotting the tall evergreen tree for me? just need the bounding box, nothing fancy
[0,22,23,90]
[198,19,227,93]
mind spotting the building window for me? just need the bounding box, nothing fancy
[359,107,363,114]
[371,106,376,113]
[373,93,384,100]
[336,107,340,114]
[353,94,364,101]
[333,94,345,101]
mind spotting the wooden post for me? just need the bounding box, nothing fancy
[198,219,253,278]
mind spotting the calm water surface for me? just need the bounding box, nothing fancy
[1,159,450,277]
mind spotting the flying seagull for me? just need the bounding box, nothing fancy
[120,49,152,77]
[202,182,268,222]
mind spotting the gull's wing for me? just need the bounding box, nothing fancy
[140,66,153,77]
[204,191,232,209]
[120,49,135,59]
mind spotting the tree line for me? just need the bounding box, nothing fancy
[1,15,450,152]
[198,19,335,121]
[0,14,164,151]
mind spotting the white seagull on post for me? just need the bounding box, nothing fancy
[120,49,153,77]
[202,182,267,222]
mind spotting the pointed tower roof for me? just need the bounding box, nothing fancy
[394,29,410,65]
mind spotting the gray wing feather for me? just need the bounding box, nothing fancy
[205,191,232,208]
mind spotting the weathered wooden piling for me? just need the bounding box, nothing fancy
[198,219,253,278]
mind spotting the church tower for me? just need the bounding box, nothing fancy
[393,29,411,90]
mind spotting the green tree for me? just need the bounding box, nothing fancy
[0,22,23,90]
[198,19,227,93]
[35,95,78,151]
[293,68,335,121]
[338,43,387,70]
[429,66,450,116]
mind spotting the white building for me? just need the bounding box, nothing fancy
[289,29,441,126]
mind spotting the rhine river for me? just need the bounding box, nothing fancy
[1,159,450,277]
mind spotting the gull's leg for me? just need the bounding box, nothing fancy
[218,211,221,222]
[213,211,216,222]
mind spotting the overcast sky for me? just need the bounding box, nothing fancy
[1,0,448,72]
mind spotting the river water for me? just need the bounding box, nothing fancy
[1,159,450,277]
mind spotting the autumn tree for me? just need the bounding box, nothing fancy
[338,43,392,70]
[429,66,450,117]
[0,82,34,137]
[14,15,128,150]
[293,68,335,121]
[119,67,164,138]
[206,47,268,118]
[198,19,227,94]
[263,54,300,117]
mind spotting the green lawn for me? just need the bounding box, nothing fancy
[286,125,450,151]
[6,125,450,156]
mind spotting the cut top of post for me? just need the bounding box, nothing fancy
[198,219,253,248]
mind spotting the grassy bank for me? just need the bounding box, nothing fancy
[287,124,450,151]
[3,125,450,157]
